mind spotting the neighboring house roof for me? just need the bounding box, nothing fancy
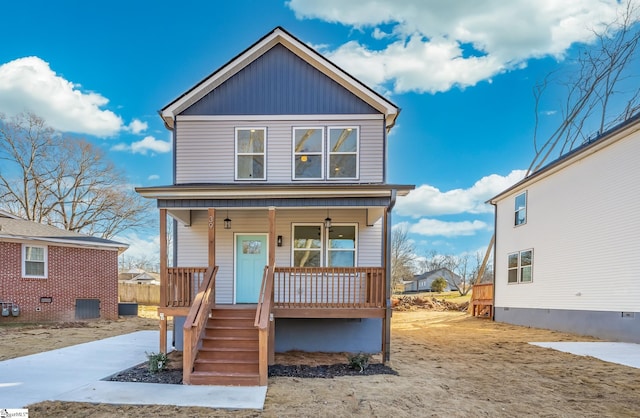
[0,211,128,253]
[489,112,640,204]
[411,268,460,290]
[160,26,400,131]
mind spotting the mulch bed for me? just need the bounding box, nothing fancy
[107,362,397,385]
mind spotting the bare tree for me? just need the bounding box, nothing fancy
[529,0,640,174]
[0,112,153,239]
[390,226,417,292]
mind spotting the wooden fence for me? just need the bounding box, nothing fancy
[118,282,160,305]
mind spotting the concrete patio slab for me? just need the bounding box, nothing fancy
[530,342,640,369]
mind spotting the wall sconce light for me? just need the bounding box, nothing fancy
[224,210,232,230]
[277,235,283,247]
[324,209,332,229]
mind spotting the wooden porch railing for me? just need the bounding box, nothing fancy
[164,267,208,307]
[254,265,274,386]
[470,282,494,318]
[182,265,218,385]
[273,267,385,309]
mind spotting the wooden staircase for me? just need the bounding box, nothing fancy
[189,307,260,386]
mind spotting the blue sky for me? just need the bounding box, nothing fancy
[0,0,636,265]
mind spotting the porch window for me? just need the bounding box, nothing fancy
[515,192,527,226]
[507,249,533,284]
[328,127,358,179]
[23,244,47,278]
[327,225,356,267]
[293,127,323,179]
[293,225,322,267]
[236,127,266,180]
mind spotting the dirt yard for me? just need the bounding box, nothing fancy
[2,307,639,417]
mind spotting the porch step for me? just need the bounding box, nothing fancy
[189,307,260,386]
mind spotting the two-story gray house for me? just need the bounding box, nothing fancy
[136,27,414,386]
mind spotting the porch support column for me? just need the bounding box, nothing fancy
[383,190,397,363]
[268,207,276,364]
[159,208,168,353]
[208,208,216,267]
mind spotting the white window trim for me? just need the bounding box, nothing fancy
[327,126,359,180]
[507,249,533,284]
[235,127,267,181]
[22,244,48,279]
[292,127,324,181]
[291,223,325,267]
[326,223,358,267]
[514,191,527,227]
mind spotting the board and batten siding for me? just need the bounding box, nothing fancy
[176,208,384,304]
[174,118,385,184]
[494,129,640,313]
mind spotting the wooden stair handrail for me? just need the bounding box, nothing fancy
[254,265,274,386]
[182,265,218,385]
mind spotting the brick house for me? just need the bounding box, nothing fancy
[0,210,128,322]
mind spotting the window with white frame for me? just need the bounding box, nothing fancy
[507,249,533,284]
[328,127,358,179]
[293,128,323,179]
[292,126,359,180]
[23,244,47,278]
[514,192,527,226]
[236,127,266,180]
[292,224,357,267]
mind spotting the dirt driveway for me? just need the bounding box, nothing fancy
[2,310,639,417]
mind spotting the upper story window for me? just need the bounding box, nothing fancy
[236,128,266,180]
[292,224,357,267]
[23,244,47,278]
[507,249,533,284]
[328,127,358,179]
[514,191,527,226]
[293,126,359,180]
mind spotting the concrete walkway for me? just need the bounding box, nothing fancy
[531,342,640,369]
[0,331,266,410]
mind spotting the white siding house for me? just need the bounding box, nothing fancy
[489,114,640,342]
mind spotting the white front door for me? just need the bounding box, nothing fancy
[235,234,268,303]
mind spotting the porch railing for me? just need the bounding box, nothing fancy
[183,265,218,384]
[470,282,494,318]
[254,265,274,386]
[164,267,208,307]
[273,267,385,309]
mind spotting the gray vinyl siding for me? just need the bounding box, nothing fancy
[181,44,377,116]
[175,118,385,183]
[175,208,383,304]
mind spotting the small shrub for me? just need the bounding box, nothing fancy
[146,351,168,374]
[347,353,371,372]
[430,277,448,293]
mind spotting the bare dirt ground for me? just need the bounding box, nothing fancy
[2,306,639,417]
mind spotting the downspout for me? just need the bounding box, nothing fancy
[384,189,397,362]
[490,201,497,320]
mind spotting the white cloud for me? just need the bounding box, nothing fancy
[409,218,490,237]
[395,169,526,218]
[0,57,124,136]
[147,174,160,181]
[127,119,148,134]
[288,0,633,93]
[116,232,159,264]
[112,135,171,155]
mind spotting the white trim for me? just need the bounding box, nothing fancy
[2,235,124,251]
[233,233,269,304]
[292,127,324,180]
[291,223,324,267]
[137,188,399,199]
[162,28,397,129]
[514,191,527,227]
[326,223,358,267]
[22,243,48,279]
[507,248,533,284]
[327,126,359,180]
[176,114,383,122]
[235,127,267,181]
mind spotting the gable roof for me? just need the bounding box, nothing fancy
[489,112,640,204]
[0,211,128,253]
[161,26,399,130]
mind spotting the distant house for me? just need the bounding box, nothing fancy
[119,271,160,285]
[404,268,459,293]
[489,114,640,343]
[0,210,128,322]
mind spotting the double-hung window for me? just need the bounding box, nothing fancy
[514,192,527,226]
[236,127,266,180]
[23,244,47,278]
[507,249,533,284]
[292,224,357,267]
[293,126,359,180]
